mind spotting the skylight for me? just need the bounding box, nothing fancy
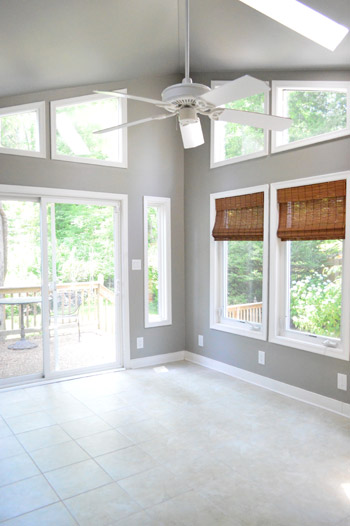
[238,0,349,51]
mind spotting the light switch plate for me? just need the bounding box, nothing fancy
[137,337,144,349]
[337,373,347,391]
[132,259,142,270]
[258,350,265,365]
[198,335,203,347]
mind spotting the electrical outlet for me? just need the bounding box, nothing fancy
[258,350,265,365]
[337,373,347,391]
[136,337,144,349]
[198,335,203,347]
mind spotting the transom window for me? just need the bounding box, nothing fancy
[210,81,269,168]
[51,92,127,168]
[0,102,46,158]
[272,81,350,152]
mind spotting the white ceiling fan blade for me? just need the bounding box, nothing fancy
[94,113,175,134]
[200,75,270,107]
[180,120,204,149]
[237,0,349,51]
[216,109,292,131]
[94,90,166,107]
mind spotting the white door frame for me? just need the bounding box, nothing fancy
[0,184,130,387]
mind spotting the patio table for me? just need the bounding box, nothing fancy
[0,296,42,350]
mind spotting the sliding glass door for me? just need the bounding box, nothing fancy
[0,190,126,386]
[0,198,44,382]
[46,200,122,373]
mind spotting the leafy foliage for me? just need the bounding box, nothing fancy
[223,93,265,160]
[289,240,342,337]
[286,90,347,143]
[226,240,263,305]
[147,207,159,315]
[0,111,38,151]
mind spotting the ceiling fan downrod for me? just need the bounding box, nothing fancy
[184,0,192,84]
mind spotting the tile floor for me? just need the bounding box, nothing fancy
[0,361,349,525]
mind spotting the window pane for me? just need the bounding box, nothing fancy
[0,110,39,151]
[214,93,265,163]
[289,240,342,338]
[225,240,263,324]
[279,89,347,145]
[147,206,160,319]
[55,98,122,162]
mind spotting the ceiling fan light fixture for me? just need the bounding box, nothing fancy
[179,107,199,125]
[180,120,204,149]
[238,0,349,51]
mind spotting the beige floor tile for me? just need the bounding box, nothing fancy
[29,440,89,472]
[0,475,59,522]
[64,482,141,525]
[61,415,112,439]
[0,435,25,460]
[118,465,189,508]
[113,510,160,525]
[116,418,170,444]
[16,425,71,452]
[77,429,133,457]
[96,445,157,481]
[0,453,39,487]
[5,411,56,434]
[44,459,112,499]
[147,489,232,525]
[1,502,77,525]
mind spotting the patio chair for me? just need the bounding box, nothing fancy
[50,290,81,342]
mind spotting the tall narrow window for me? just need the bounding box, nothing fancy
[0,102,46,158]
[144,197,171,328]
[210,185,269,340]
[269,174,350,360]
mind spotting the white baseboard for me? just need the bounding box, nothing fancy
[185,351,350,419]
[129,351,185,369]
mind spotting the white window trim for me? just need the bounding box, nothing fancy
[144,196,172,328]
[210,184,269,341]
[210,80,269,169]
[271,80,350,154]
[269,171,350,361]
[50,91,127,168]
[0,101,46,158]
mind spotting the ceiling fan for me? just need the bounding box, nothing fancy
[93,0,348,149]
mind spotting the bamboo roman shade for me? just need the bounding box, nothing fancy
[277,180,346,241]
[212,192,264,241]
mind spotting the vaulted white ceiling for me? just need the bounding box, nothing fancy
[1,0,349,97]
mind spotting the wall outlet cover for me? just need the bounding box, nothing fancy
[198,335,204,347]
[136,337,144,349]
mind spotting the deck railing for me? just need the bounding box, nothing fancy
[227,302,263,323]
[0,281,115,337]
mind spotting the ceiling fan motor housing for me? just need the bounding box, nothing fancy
[161,82,211,109]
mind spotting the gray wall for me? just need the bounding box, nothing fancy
[0,73,185,361]
[185,69,350,403]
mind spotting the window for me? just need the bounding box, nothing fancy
[210,185,269,339]
[272,81,350,153]
[0,102,46,158]
[51,92,127,168]
[211,81,269,168]
[269,173,350,360]
[144,196,172,328]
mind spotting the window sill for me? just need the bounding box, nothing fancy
[210,321,266,341]
[145,319,172,329]
[271,127,350,154]
[210,150,267,169]
[269,334,349,361]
